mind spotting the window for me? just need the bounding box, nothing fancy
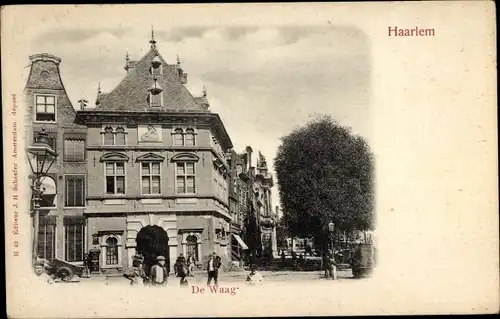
[104,127,114,145]
[65,175,85,207]
[115,127,126,145]
[106,237,118,265]
[150,92,162,107]
[173,128,196,146]
[141,162,161,195]
[176,162,195,194]
[173,128,184,146]
[64,217,85,262]
[39,176,56,209]
[37,216,56,260]
[35,94,56,122]
[185,128,195,146]
[150,64,163,77]
[105,163,125,194]
[103,126,126,146]
[64,138,85,162]
[186,235,199,260]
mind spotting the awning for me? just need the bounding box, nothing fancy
[233,234,249,250]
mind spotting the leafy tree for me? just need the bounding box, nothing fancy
[275,218,288,250]
[274,115,374,247]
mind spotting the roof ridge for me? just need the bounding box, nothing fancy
[94,47,206,112]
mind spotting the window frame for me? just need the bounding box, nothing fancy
[37,216,56,260]
[105,237,119,265]
[101,125,127,146]
[64,174,86,208]
[140,162,161,196]
[104,162,126,195]
[172,127,197,146]
[63,217,85,262]
[34,94,57,123]
[176,162,196,194]
[38,175,57,210]
[63,137,86,163]
[149,91,163,108]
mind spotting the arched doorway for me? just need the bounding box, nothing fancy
[135,225,169,277]
[186,235,199,260]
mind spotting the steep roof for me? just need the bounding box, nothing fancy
[94,48,206,112]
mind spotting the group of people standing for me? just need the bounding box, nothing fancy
[123,254,169,286]
[123,252,221,287]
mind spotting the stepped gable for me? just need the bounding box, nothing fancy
[94,48,206,112]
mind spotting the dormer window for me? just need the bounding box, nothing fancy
[150,57,162,77]
[149,77,163,107]
[149,92,163,107]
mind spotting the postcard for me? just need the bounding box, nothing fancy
[2,2,498,318]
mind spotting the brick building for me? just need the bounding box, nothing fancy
[24,53,88,265]
[75,34,236,273]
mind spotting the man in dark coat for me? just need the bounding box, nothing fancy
[174,254,189,287]
[207,253,221,286]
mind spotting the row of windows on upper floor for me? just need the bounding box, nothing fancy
[36,126,198,164]
[102,126,196,146]
[38,161,199,210]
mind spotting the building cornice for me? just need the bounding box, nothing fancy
[86,194,230,209]
[76,111,233,150]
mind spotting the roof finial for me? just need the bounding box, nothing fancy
[125,51,129,61]
[202,85,207,97]
[177,54,181,65]
[97,82,101,95]
[150,26,157,49]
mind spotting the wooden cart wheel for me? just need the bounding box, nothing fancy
[56,266,74,282]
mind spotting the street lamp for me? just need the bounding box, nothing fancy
[26,128,58,266]
[328,222,335,255]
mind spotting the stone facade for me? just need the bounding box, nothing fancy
[24,53,88,264]
[75,36,234,273]
[25,34,275,274]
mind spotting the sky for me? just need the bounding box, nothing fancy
[27,25,372,214]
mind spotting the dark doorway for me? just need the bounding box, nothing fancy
[135,225,169,277]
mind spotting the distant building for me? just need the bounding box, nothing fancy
[253,152,277,256]
[285,237,315,253]
[24,53,88,264]
[75,33,234,273]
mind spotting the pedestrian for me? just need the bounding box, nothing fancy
[246,265,264,285]
[150,256,168,286]
[280,250,286,265]
[327,253,337,280]
[206,253,220,286]
[34,260,54,284]
[187,253,196,277]
[123,258,147,285]
[174,254,189,287]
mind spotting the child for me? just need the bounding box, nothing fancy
[246,265,264,285]
[123,259,147,285]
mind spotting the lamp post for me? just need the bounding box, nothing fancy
[26,128,58,266]
[328,222,335,256]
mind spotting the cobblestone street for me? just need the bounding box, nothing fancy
[79,269,354,287]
